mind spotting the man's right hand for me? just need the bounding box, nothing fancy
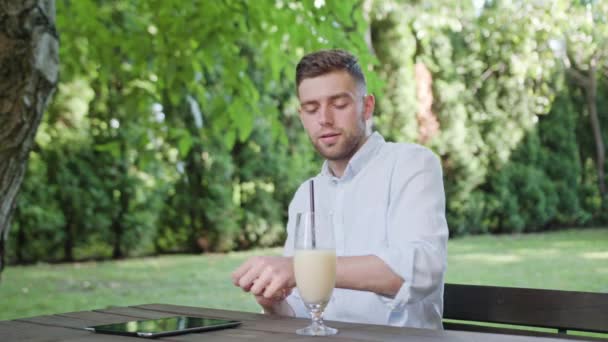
[254,287,292,314]
[231,256,296,299]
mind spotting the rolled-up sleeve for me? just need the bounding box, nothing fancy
[369,149,448,311]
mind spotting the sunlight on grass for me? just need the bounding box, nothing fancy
[453,253,522,263]
[511,248,560,256]
[446,228,608,292]
[581,251,608,260]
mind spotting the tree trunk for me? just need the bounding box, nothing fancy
[46,150,75,262]
[567,57,607,210]
[585,61,606,207]
[185,143,208,253]
[111,138,129,259]
[63,213,74,262]
[0,0,58,276]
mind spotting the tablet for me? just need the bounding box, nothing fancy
[85,315,241,338]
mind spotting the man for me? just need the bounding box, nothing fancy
[232,49,448,329]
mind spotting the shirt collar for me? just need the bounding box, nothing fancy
[321,132,385,179]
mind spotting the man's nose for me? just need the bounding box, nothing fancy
[318,105,334,126]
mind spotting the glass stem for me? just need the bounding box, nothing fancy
[310,308,324,327]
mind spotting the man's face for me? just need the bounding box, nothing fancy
[297,70,374,163]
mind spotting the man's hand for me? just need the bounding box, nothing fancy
[254,287,292,314]
[231,256,296,300]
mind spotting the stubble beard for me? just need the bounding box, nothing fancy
[312,123,367,163]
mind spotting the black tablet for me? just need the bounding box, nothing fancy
[85,315,241,338]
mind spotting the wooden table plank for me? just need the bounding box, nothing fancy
[1,304,594,341]
[0,320,91,341]
[17,309,163,330]
[132,304,441,341]
[14,306,296,342]
[132,304,577,342]
[129,304,371,341]
[445,322,606,341]
[12,309,184,341]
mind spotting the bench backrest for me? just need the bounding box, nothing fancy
[443,283,608,334]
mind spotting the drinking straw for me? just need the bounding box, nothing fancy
[309,180,316,248]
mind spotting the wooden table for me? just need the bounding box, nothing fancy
[0,303,593,341]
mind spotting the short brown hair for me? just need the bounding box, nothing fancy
[295,49,366,91]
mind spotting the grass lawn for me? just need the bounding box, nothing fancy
[1,227,606,324]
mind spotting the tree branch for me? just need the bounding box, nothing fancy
[472,62,506,95]
[567,67,589,88]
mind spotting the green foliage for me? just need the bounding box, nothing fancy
[9,0,372,262]
[371,0,608,235]
[9,0,608,262]
[488,162,558,233]
[370,1,418,141]
[10,152,65,263]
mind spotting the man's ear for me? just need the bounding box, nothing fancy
[363,94,375,120]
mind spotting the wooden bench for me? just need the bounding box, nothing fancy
[443,283,608,340]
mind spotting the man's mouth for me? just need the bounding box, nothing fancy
[319,132,340,144]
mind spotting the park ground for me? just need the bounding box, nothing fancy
[1,227,606,332]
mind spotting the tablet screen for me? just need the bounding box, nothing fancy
[86,316,241,337]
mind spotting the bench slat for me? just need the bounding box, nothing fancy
[443,284,608,334]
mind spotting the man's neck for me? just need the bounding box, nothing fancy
[327,160,348,178]
[327,134,371,178]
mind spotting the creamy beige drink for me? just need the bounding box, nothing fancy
[294,249,336,304]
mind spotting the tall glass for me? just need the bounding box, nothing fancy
[293,212,338,336]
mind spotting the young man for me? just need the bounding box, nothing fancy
[232,49,448,329]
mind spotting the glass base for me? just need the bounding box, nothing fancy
[296,324,338,336]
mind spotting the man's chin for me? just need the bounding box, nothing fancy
[311,131,366,162]
[315,146,349,161]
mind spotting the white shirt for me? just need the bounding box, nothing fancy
[283,132,448,330]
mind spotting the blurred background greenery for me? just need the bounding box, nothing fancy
[6,0,608,265]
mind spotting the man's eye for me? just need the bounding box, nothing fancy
[334,102,348,109]
[303,106,318,113]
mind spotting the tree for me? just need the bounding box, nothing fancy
[7,0,377,263]
[0,0,58,274]
[371,0,560,233]
[556,0,608,209]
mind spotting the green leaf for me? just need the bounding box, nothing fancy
[224,129,236,149]
[94,142,121,158]
[178,134,193,157]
